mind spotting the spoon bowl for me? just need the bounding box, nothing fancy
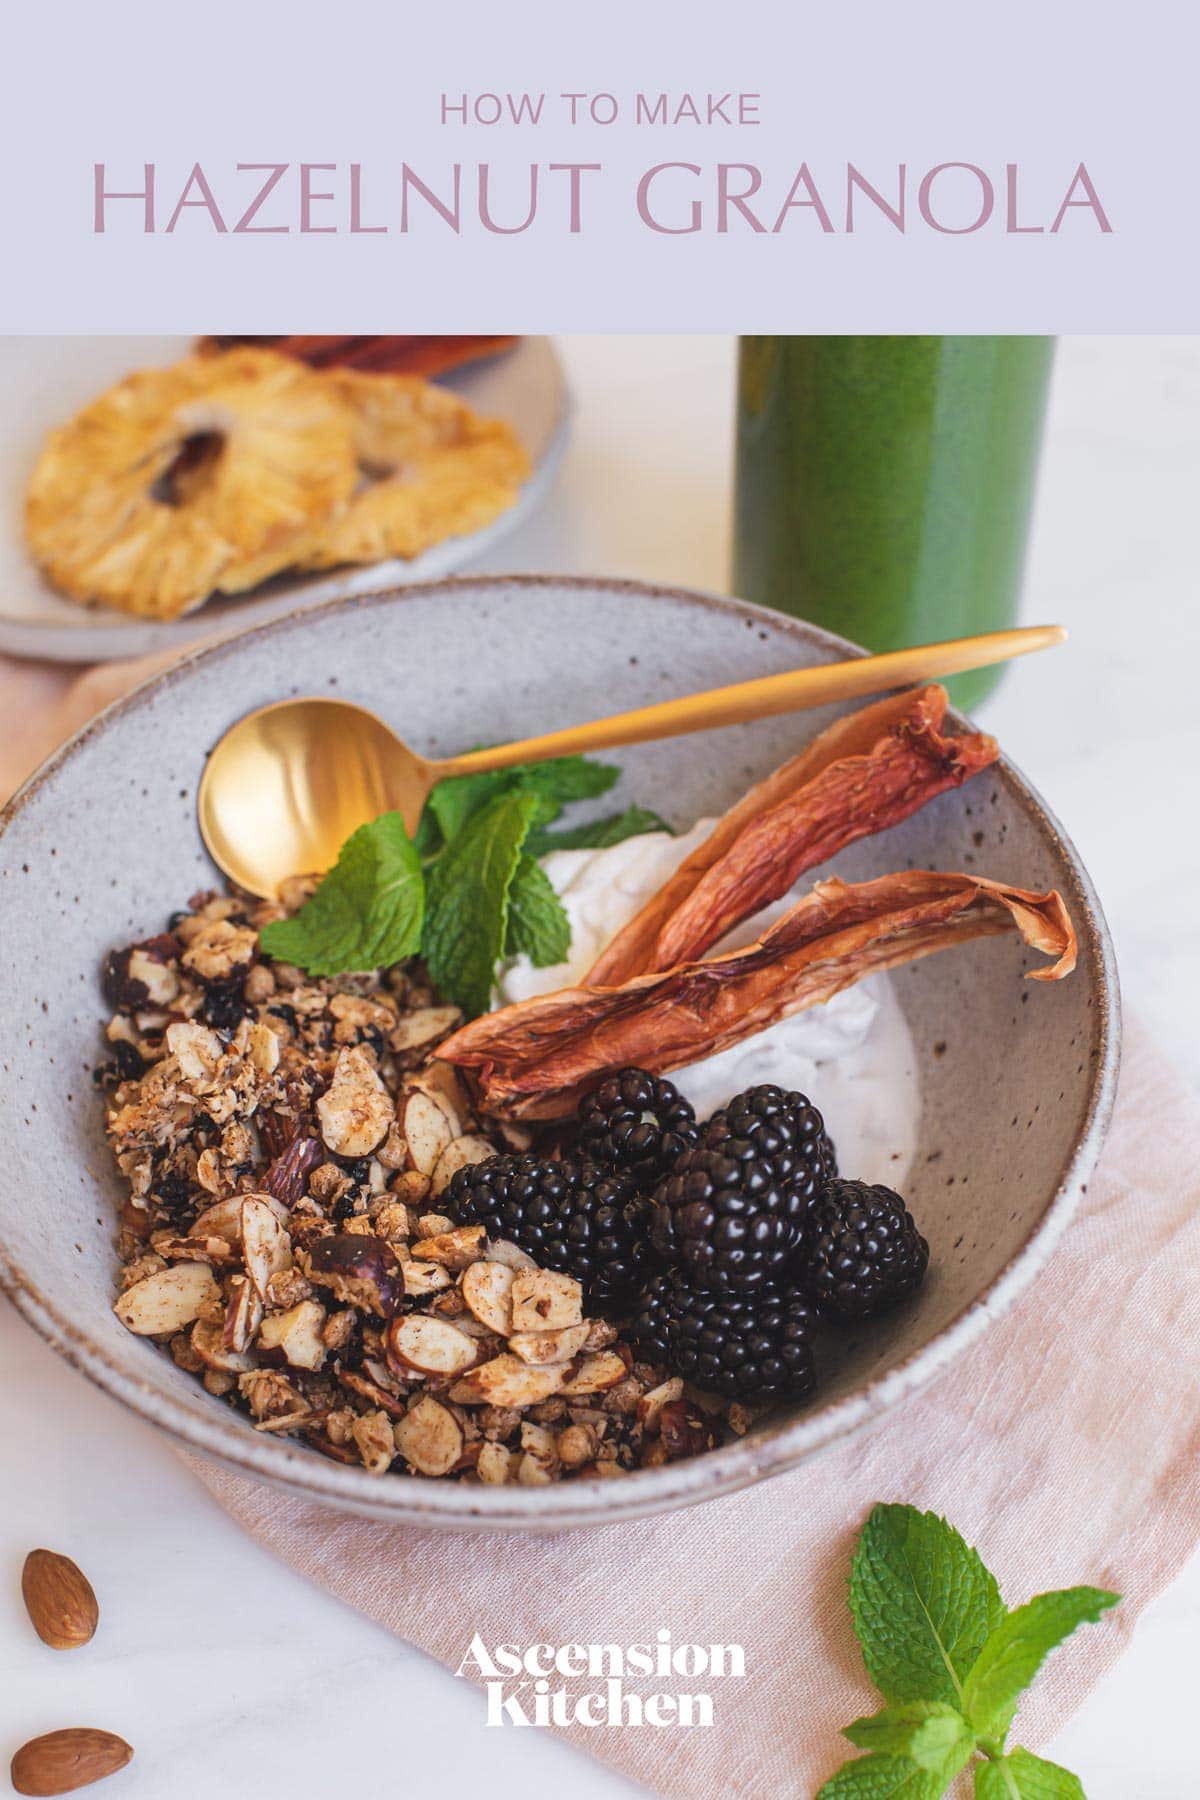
[198,698,435,899]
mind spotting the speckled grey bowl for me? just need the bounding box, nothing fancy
[0,577,1119,1529]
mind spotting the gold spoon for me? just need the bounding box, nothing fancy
[198,622,1065,898]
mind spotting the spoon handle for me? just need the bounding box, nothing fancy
[439,624,1066,776]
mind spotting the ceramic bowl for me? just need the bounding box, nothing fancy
[0,576,1120,1529]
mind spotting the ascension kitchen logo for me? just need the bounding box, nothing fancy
[457,1630,746,1727]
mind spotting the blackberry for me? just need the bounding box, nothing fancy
[801,1180,929,1320]
[576,1067,699,1188]
[656,1084,837,1292]
[633,1270,816,1401]
[445,1154,651,1306]
[703,1084,836,1210]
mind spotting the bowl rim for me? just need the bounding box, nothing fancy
[0,573,1122,1530]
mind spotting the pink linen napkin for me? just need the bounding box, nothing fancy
[187,1024,1200,1796]
[5,649,1200,1798]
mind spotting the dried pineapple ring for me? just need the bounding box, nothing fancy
[25,349,358,620]
[297,370,531,571]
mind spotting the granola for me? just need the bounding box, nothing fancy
[98,887,749,1482]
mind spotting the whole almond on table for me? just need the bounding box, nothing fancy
[10,1729,132,1797]
[21,1550,99,1650]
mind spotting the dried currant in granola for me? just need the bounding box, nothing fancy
[93,1040,146,1085]
[150,1171,198,1224]
[200,976,247,1031]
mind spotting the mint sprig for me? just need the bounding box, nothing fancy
[850,1504,1005,1706]
[526,803,672,857]
[961,1589,1118,1749]
[973,1748,1085,1797]
[258,751,670,1008]
[258,812,423,977]
[422,753,621,851]
[504,854,572,968]
[423,790,538,1017]
[819,1505,1118,1800]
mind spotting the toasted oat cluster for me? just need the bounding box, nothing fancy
[98,887,740,1483]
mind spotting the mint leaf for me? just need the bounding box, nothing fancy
[974,1748,1085,1799]
[849,1505,1006,1707]
[962,1588,1118,1747]
[817,1753,949,1799]
[423,790,538,1017]
[426,754,620,845]
[844,1702,973,1771]
[259,813,423,977]
[517,755,620,810]
[413,805,443,862]
[427,769,514,845]
[505,855,571,967]
[526,804,672,856]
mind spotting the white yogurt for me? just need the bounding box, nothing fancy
[497,825,920,1188]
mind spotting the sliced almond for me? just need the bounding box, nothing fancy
[385,1315,480,1378]
[241,1196,292,1299]
[398,1256,452,1299]
[444,1313,499,1342]
[508,1323,590,1366]
[394,1396,464,1477]
[428,1134,497,1199]
[389,1006,462,1055]
[517,1421,560,1486]
[150,1233,234,1267]
[191,1316,255,1374]
[410,1224,487,1270]
[486,1237,537,1271]
[223,1274,263,1354]
[476,1442,520,1485]
[190,1190,287,1245]
[409,1060,471,1135]
[510,1268,583,1333]
[258,1300,328,1371]
[460,1260,515,1335]
[448,1353,568,1408]
[114,1262,218,1337]
[317,1044,393,1157]
[337,1367,408,1419]
[560,1351,630,1396]
[399,1089,454,1176]
[638,1377,685,1431]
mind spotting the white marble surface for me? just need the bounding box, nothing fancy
[3,336,1198,1797]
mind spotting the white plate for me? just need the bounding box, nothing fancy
[0,336,569,662]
